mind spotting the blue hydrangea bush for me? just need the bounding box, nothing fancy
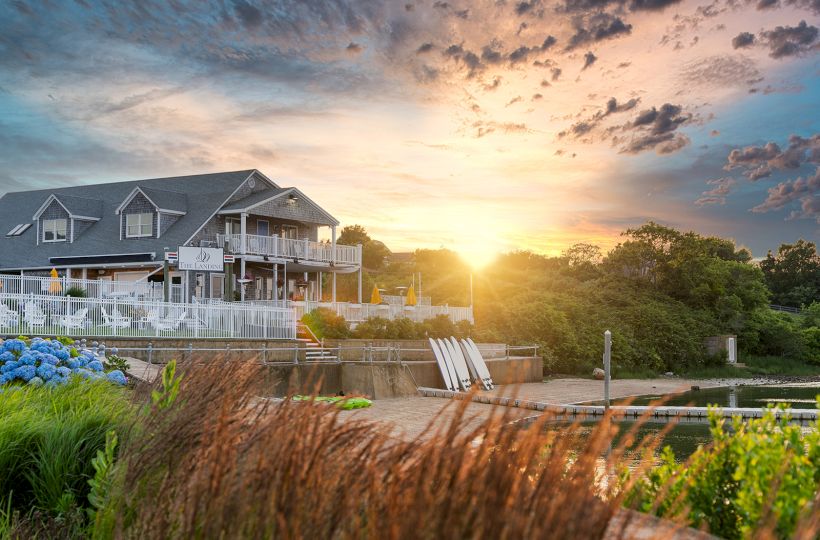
[0,337,126,387]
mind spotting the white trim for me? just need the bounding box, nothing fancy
[32,194,69,221]
[71,215,101,222]
[217,189,291,214]
[115,186,187,216]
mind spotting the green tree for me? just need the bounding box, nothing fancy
[337,224,392,270]
[759,239,820,307]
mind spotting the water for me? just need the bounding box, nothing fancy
[598,384,820,409]
[568,384,820,462]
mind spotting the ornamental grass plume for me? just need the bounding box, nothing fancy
[107,356,682,540]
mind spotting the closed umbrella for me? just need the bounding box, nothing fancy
[370,285,382,304]
[405,284,417,306]
[48,268,62,294]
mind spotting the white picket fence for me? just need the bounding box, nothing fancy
[0,293,295,340]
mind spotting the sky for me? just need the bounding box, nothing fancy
[0,0,818,267]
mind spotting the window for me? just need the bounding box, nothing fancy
[6,223,31,237]
[282,225,298,239]
[125,213,153,237]
[225,218,240,236]
[257,220,269,236]
[42,219,67,242]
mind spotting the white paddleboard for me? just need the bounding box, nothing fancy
[444,337,472,391]
[429,337,457,391]
[466,338,494,389]
[457,339,481,385]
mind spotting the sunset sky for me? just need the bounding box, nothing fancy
[1,0,818,267]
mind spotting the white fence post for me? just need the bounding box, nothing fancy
[603,330,611,410]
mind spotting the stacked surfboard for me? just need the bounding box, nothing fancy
[429,337,494,391]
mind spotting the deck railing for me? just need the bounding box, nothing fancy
[0,292,295,340]
[216,234,360,265]
[0,275,184,302]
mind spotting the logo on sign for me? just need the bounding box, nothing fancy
[178,246,224,271]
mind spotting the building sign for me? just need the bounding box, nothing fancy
[178,246,224,272]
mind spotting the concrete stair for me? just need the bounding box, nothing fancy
[297,323,337,362]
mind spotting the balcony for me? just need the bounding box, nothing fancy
[216,234,360,266]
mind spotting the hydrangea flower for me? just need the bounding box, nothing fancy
[28,376,44,387]
[3,339,26,353]
[13,365,36,382]
[0,351,15,363]
[87,360,104,372]
[36,363,56,381]
[106,370,127,386]
[18,354,36,366]
[0,361,17,374]
[56,366,71,378]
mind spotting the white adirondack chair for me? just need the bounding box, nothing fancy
[59,307,88,329]
[24,302,45,327]
[0,304,18,327]
[101,307,131,328]
[154,311,187,332]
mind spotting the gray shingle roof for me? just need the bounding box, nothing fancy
[53,194,104,219]
[0,170,258,270]
[138,187,188,213]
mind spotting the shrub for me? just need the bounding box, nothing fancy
[626,405,820,539]
[64,287,87,298]
[301,308,351,339]
[0,379,134,519]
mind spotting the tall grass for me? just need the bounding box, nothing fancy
[97,357,690,539]
[0,380,134,524]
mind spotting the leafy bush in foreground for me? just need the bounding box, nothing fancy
[626,404,820,539]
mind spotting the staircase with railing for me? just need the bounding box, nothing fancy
[296,321,337,362]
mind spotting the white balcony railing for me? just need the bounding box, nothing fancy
[291,301,473,325]
[216,234,360,265]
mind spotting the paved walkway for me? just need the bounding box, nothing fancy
[337,378,723,440]
[124,356,161,383]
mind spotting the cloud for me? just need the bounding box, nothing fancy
[560,0,682,12]
[695,177,736,206]
[731,32,756,48]
[760,20,819,58]
[232,0,264,30]
[416,42,434,54]
[558,96,640,139]
[617,103,693,154]
[752,168,820,216]
[472,120,530,138]
[678,55,760,89]
[551,67,563,80]
[725,134,820,180]
[346,42,363,54]
[566,14,632,51]
[582,51,598,70]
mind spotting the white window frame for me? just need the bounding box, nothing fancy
[125,212,154,238]
[42,218,67,243]
[282,224,298,240]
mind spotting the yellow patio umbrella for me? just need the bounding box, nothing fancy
[48,268,62,294]
[370,285,382,304]
[405,284,417,306]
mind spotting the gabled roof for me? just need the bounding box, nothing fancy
[219,188,289,212]
[219,187,340,226]
[33,194,103,221]
[115,186,188,215]
[0,170,259,269]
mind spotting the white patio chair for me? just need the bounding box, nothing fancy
[139,310,159,328]
[0,305,18,327]
[59,307,88,329]
[24,302,45,327]
[153,311,187,332]
[101,307,131,329]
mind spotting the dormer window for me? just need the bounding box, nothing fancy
[43,218,67,242]
[125,213,154,238]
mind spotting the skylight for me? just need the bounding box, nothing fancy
[6,224,31,237]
